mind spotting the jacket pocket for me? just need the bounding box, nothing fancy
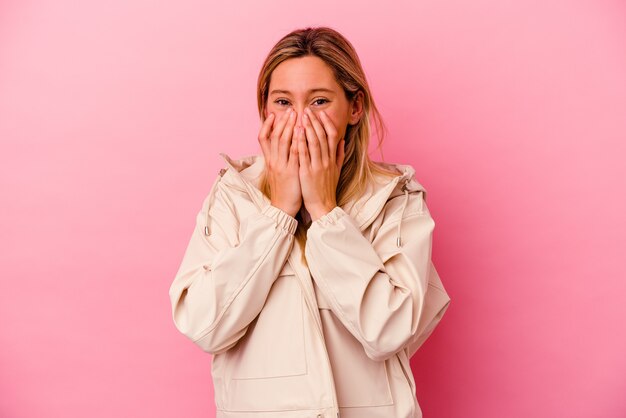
[319,307,394,407]
[228,273,307,379]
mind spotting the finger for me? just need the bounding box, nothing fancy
[288,126,301,169]
[279,109,297,166]
[303,110,322,170]
[258,112,275,161]
[337,138,345,170]
[297,125,310,171]
[271,109,293,165]
[317,110,338,165]
[305,107,329,167]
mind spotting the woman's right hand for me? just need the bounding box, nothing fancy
[258,107,302,218]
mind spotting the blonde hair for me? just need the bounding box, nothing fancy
[256,26,400,266]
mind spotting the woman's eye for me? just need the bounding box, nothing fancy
[274,98,329,106]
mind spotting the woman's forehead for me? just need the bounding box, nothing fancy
[269,56,339,94]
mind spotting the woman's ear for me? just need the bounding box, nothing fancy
[349,91,364,125]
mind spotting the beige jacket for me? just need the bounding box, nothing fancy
[169,152,451,418]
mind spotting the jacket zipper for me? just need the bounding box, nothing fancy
[296,177,408,418]
[215,163,339,416]
[289,259,340,418]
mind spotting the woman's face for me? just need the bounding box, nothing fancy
[265,55,363,142]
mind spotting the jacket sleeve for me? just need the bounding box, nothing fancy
[405,261,451,358]
[304,192,436,362]
[168,175,298,355]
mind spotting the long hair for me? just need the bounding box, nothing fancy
[256,26,400,266]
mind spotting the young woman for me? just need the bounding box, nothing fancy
[169,26,451,418]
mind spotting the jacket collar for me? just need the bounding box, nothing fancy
[217,152,426,235]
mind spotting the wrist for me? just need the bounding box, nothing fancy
[308,204,337,222]
[270,201,300,219]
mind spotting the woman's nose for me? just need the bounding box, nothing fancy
[293,107,306,128]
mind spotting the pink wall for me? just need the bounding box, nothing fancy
[1,0,625,417]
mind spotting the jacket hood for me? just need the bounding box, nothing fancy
[216,152,427,246]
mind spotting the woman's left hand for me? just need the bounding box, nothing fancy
[296,106,345,221]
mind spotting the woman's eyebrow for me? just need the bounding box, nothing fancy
[269,88,335,95]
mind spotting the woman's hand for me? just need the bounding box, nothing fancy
[297,106,346,221]
[258,107,302,218]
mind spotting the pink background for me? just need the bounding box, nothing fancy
[1,0,625,417]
